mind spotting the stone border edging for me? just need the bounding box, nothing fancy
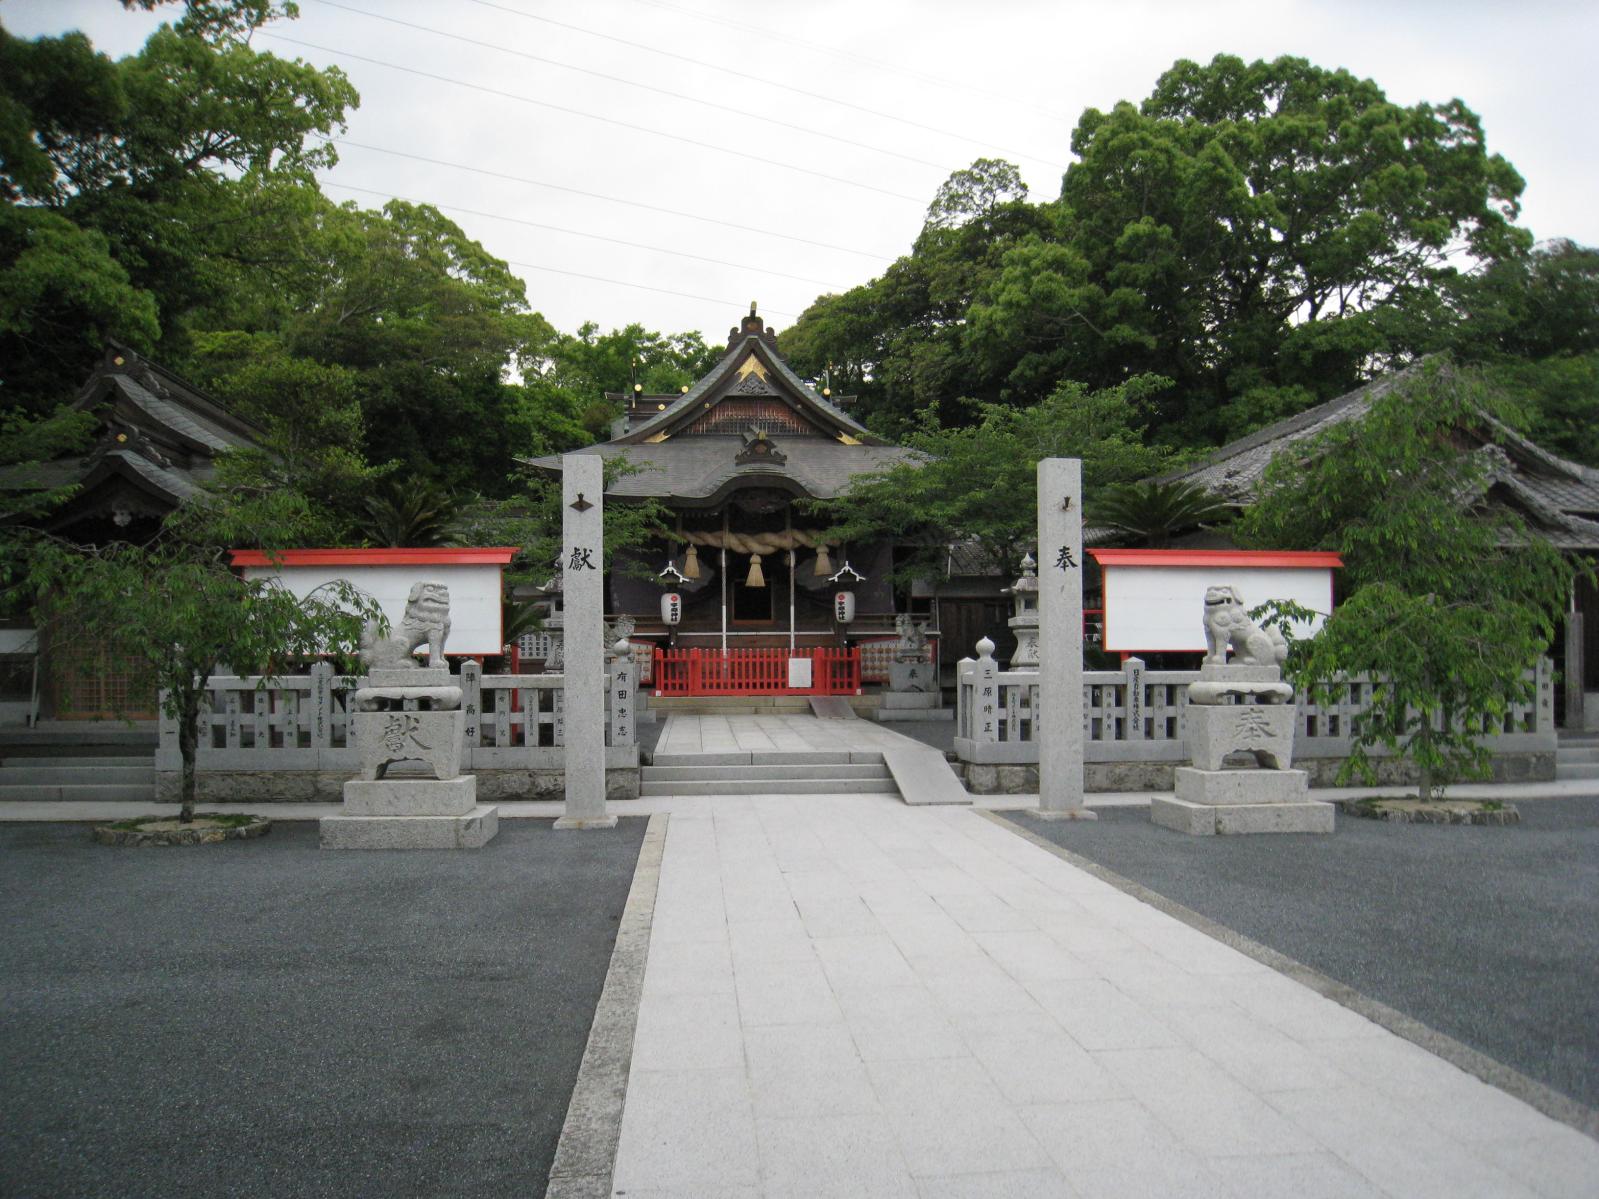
[979,808,1599,1144]
[1339,799,1520,825]
[92,818,271,847]
[545,811,667,1199]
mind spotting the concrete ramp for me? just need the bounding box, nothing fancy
[882,747,970,806]
[808,696,859,720]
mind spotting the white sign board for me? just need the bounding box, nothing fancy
[1102,564,1332,653]
[240,563,506,655]
[787,657,813,690]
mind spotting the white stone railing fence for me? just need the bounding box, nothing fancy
[156,658,640,774]
[955,649,1556,766]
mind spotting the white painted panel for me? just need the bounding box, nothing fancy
[1103,566,1332,653]
[241,564,504,654]
[0,629,37,654]
[787,658,813,689]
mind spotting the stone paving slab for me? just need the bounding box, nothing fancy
[610,793,1599,1198]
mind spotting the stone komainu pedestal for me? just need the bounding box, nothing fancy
[1152,658,1334,836]
[321,668,499,850]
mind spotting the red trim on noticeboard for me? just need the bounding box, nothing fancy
[1088,549,1343,569]
[229,547,519,567]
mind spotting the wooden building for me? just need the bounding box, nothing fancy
[1155,363,1599,726]
[526,306,928,694]
[0,344,268,722]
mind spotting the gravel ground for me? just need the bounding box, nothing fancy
[0,818,646,1199]
[1000,798,1599,1111]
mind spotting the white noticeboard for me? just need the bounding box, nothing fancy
[787,658,814,689]
[241,563,505,655]
[1102,565,1333,654]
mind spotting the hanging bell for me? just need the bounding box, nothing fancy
[812,543,832,577]
[683,542,701,579]
[745,552,766,588]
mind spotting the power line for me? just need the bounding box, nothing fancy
[321,180,850,290]
[322,138,899,263]
[259,32,927,204]
[499,259,803,319]
[307,0,956,175]
[457,0,1068,173]
[627,0,1075,125]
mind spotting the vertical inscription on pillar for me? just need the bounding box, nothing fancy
[1037,459,1089,818]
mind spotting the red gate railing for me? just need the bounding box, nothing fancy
[653,648,861,697]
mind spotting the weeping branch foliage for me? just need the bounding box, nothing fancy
[1242,363,1580,798]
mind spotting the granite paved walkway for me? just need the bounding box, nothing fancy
[610,793,1599,1199]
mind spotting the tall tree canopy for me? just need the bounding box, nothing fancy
[783,54,1533,446]
[0,1,355,412]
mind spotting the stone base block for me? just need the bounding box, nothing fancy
[1185,703,1296,771]
[1174,766,1308,806]
[368,667,451,688]
[320,805,498,849]
[888,661,934,693]
[880,691,941,709]
[1152,795,1333,836]
[1198,663,1283,684]
[341,774,476,817]
[354,709,464,781]
[553,815,619,830]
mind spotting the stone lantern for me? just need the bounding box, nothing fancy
[1004,552,1040,670]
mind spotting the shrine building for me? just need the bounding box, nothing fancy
[526,305,937,698]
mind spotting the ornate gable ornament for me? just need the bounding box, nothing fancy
[736,427,787,467]
[730,370,777,397]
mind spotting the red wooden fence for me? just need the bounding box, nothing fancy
[653,648,861,697]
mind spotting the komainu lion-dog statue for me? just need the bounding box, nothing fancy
[1202,585,1288,668]
[359,582,453,670]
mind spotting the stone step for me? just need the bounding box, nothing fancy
[0,783,157,803]
[872,709,955,722]
[1,755,153,769]
[1556,746,1599,762]
[639,778,901,797]
[643,764,892,782]
[651,751,882,768]
[0,724,157,749]
[0,765,155,785]
[1554,762,1599,780]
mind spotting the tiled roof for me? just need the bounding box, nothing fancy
[1156,360,1599,551]
[525,436,921,503]
[617,333,881,446]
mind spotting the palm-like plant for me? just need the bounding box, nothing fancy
[356,479,463,547]
[1090,480,1233,547]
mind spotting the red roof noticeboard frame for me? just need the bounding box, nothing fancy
[1088,549,1343,569]
[229,547,519,567]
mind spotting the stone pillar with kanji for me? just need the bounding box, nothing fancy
[1035,458,1092,820]
[556,452,617,829]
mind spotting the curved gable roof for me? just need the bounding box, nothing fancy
[616,333,884,446]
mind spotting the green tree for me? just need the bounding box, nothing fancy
[525,321,723,441]
[29,535,377,822]
[0,4,357,411]
[1240,363,1577,798]
[787,55,1534,444]
[0,206,160,413]
[1090,480,1231,547]
[816,374,1174,578]
[356,479,463,548]
[781,159,1053,436]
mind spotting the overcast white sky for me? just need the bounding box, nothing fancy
[7,0,1598,344]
